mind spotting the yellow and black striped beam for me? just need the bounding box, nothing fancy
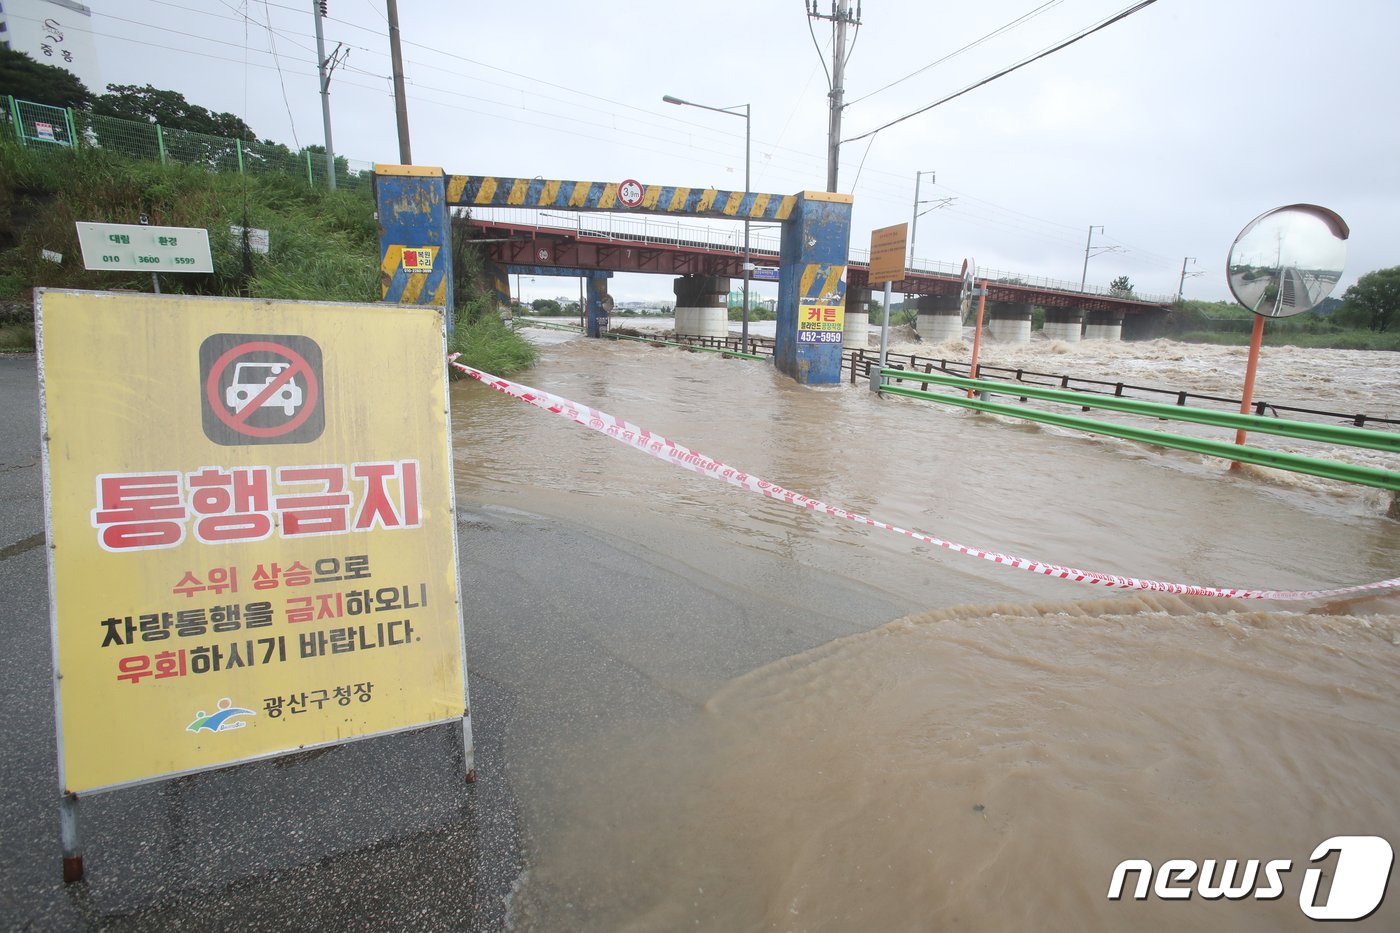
[445,176,797,222]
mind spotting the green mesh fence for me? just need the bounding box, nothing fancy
[3,95,374,192]
[10,97,76,147]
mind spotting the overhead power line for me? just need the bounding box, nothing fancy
[846,0,1064,107]
[842,0,1161,144]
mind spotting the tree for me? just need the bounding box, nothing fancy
[93,83,256,140]
[1109,275,1135,298]
[531,298,562,315]
[0,46,92,108]
[1336,266,1400,333]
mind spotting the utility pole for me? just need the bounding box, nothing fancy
[1081,224,1104,291]
[312,0,336,189]
[909,170,936,270]
[386,0,412,164]
[808,0,861,192]
[1177,256,1203,303]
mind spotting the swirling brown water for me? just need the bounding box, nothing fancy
[451,333,1400,931]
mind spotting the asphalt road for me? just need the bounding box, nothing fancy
[0,352,908,930]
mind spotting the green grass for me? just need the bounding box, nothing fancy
[1175,329,1400,350]
[448,313,539,377]
[0,137,540,373]
[0,323,34,352]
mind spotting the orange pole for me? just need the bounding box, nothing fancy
[967,281,987,399]
[1230,314,1267,466]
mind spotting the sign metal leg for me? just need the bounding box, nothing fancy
[60,793,84,883]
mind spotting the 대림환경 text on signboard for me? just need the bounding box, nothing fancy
[867,223,908,285]
[75,222,214,274]
[36,290,468,795]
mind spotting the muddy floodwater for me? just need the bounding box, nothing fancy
[451,329,1400,931]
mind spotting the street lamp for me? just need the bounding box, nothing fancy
[663,94,753,353]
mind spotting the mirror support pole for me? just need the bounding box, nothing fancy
[1231,314,1268,466]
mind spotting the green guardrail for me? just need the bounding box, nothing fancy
[876,369,1400,492]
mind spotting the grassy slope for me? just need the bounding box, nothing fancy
[0,141,537,373]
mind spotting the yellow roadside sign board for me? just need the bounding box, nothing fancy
[37,290,468,795]
[868,222,908,285]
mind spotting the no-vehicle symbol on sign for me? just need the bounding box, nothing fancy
[199,334,324,445]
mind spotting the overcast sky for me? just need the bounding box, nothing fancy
[25,0,1400,306]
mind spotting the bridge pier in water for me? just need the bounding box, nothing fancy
[586,278,611,337]
[844,286,871,348]
[915,294,962,343]
[1084,310,1124,341]
[776,192,853,385]
[673,275,729,339]
[986,300,1033,343]
[1043,308,1084,343]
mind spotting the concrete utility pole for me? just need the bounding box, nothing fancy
[312,1,336,189]
[1178,256,1202,303]
[386,0,412,164]
[828,0,848,193]
[808,0,861,192]
[1081,224,1104,291]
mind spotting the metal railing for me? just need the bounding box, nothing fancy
[842,347,1400,429]
[872,368,1400,492]
[3,95,375,191]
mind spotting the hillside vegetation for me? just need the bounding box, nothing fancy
[0,140,535,372]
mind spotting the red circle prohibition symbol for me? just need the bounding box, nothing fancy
[205,340,319,438]
[618,178,644,208]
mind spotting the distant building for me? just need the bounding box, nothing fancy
[0,0,102,94]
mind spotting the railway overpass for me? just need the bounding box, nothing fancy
[464,208,1173,345]
[376,168,1174,385]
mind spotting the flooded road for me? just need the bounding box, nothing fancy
[451,330,1400,931]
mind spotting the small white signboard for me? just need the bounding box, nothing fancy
[75,222,214,274]
[229,225,271,255]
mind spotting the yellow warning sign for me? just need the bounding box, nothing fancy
[37,290,467,794]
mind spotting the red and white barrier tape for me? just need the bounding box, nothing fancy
[450,356,1400,602]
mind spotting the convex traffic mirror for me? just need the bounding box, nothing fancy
[1227,204,1349,317]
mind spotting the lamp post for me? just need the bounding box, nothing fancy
[664,94,752,353]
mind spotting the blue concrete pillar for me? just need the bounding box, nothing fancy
[586,278,611,337]
[776,191,853,385]
[374,165,454,334]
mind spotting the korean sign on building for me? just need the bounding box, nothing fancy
[37,290,468,795]
[0,0,103,94]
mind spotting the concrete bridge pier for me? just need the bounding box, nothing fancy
[1084,310,1124,341]
[986,300,1033,343]
[586,277,610,337]
[673,275,729,339]
[916,294,962,343]
[1043,308,1084,343]
[844,286,871,347]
